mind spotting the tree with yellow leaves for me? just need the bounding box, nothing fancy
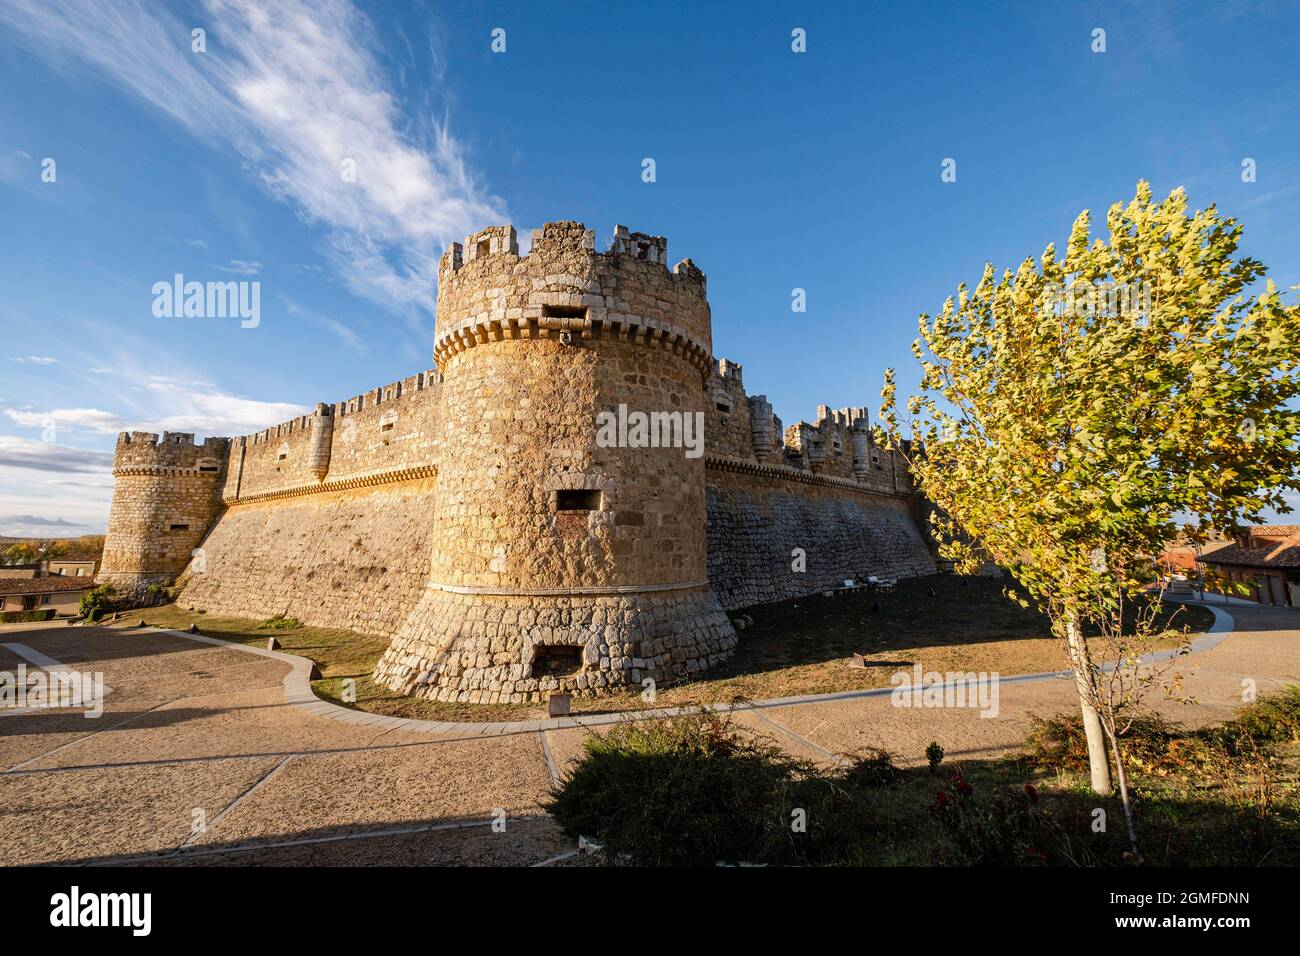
[878,182,1300,857]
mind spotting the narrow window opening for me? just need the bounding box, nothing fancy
[556,489,601,511]
[476,238,491,259]
[198,465,219,473]
[531,645,583,679]
[381,421,395,432]
[169,523,189,532]
[715,402,731,414]
[636,241,650,260]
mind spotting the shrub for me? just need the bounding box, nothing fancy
[1024,712,1181,774]
[79,585,117,622]
[842,748,904,787]
[0,608,56,623]
[546,713,886,866]
[929,771,1051,866]
[926,741,945,774]
[1220,685,1300,748]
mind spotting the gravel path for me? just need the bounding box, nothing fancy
[1,600,1295,865]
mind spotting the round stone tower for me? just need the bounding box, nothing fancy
[375,221,737,704]
[97,431,230,603]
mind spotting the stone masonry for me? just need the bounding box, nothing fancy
[99,220,934,704]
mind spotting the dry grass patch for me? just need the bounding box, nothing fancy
[126,575,1212,724]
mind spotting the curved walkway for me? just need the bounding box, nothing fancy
[146,603,1237,738]
[1,600,1295,865]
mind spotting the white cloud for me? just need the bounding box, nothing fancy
[4,378,307,439]
[5,408,123,434]
[0,438,115,534]
[218,259,263,275]
[0,0,506,317]
[0,436,114,473]
[11,356,59,365]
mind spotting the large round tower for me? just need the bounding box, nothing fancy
[375,221,737,704]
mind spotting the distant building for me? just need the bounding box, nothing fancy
[0,575,93,617]
[0,563,43,579]
[1197,526,1300,608]
[47,556,99,577]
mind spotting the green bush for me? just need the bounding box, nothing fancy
[1024,712,1181,774]
[546,713,889,866]
[1025,687,1300,779]
[79,584,117,622]
[256,614,303,630]
[1221,685,1300,747]
[0,608,56,623]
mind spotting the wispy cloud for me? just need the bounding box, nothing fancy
[11,356,59,365]
[4,408,122,434]
[0,437,114,474]
[217,259,263,275]
[281,295,367,352]
[4,376,307,438]
[1,513,79,527]
[0,0,505,316]
[0,438,117,534]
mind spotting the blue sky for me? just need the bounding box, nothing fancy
[1,0,1298,535]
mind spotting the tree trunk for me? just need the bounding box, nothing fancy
[1064,612,1113,795]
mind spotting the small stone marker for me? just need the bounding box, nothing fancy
[138,619,146,628]
[548,693,572,717]
[849,653,866,669]
[266,636,280,650]
[188,623,198,634]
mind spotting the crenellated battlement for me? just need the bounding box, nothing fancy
[704,357,912,493]
[112,431,230,474]
[432,219,714,378]
[438,220,706,291]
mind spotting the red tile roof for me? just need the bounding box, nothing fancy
[1199,532,1300,571]
[0,576,96,596]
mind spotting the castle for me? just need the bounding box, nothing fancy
[98,222,936,704]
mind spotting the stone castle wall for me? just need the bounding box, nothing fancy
[175,477,438,636]
[706,462,935,609]
[98,219,936,704]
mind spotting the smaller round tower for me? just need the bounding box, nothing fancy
[96,431,230,603]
